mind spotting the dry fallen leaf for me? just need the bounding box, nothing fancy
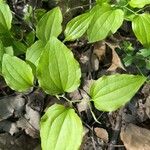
[94,127,109,142]
[120,123,150,150]
[106,42,126,71]
[141,83,150,97]
[91,41,106,71]
[0,120,19,135]
[0,95,25,121]
[93,41,106,61]
[145,95,150,118]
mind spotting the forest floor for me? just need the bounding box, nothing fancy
[0,1,150,150]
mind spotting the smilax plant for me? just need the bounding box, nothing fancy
[0,0,149,149]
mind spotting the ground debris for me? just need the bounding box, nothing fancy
[0,133,40,150]
[94,127,108,143]
[0,95,25,121]
[120,123,150,150]
[106,42,126,72]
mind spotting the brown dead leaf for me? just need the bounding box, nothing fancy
[91,41,106,71]
[141,83,150,97]
[145,95,150,118]
[77,98,89,113]
[94,127,108,142]
[106,42,126,71]
[120,123,150,150]
[93,41,106,61]
[0,95,25,121]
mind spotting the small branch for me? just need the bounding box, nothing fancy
[89,0,92,9]
[88,103,101,124]
[121,6,138,15]
[108,107,124,150]
[64,2,95,16]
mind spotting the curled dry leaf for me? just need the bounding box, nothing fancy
[106,42,126,71]
[142,83,150,97]
[17,104,40,138]
[0,95,25,121]
[120,123,150,150]
[77,79,94,113]
[91,41,106,71]
[0,120,19,135]
[145,95,150,118]
[80,49,92,73]
[94,127,109,142]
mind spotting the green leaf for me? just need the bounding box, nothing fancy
[132,14,150,48]
[90,74,146,112]
[0,40,4,62]
[123,55,133,67]
[116,0,129,6]
[0,2,12,33]
[0,40,5,72]
[12,41,27,55]
[129,0,150,8]
[26,40,45,67]
[26,31,35,46]
[36,7,62,42]
[37,37,81,95]
[87,5,124,43]
[138,48,150,57]
[96,0,109,5]
[40,104,83,150]
[64,12,93,41]
[2,54,34,92]
[146,59,150,70]
[4,46,14,56]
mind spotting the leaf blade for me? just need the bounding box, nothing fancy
[36,7,62,42]
[37,37,81,95]
[87,5,124,43]
[0,1,12,33]
[64,12,93,41]
[90,74,146,112]
[40,104,83,150]
[26,40,45,67]
[2,54,34,92]
[132,14,150,48]
[129,0,150,8]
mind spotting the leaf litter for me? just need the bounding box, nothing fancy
[1,1,150,150]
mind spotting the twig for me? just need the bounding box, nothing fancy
[64,2,95,16]
[89,0,92,9]
[108,107,124,150]
[88,103,101,124]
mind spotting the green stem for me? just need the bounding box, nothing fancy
[136,5,150,13]
[122,6,138,15]
[88,103,101,124]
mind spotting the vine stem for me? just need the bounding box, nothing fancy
[136,5,150,13]
[64,2,95,16]
[57,95,82,104]
[121,6,138,15]
[88,102,101,124]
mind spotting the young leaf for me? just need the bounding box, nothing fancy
[87,5,124,43]
[64,12,93,41]
[37,37,81,95]
[2,54,34,92]
[36,7,62,42]
[138,49,150,57]
[90,74,146,112]
[40,104,83,150]
[132,14,150,48]
[0,1,12,33]
[129,0,150,8]
[26,40,45,67]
